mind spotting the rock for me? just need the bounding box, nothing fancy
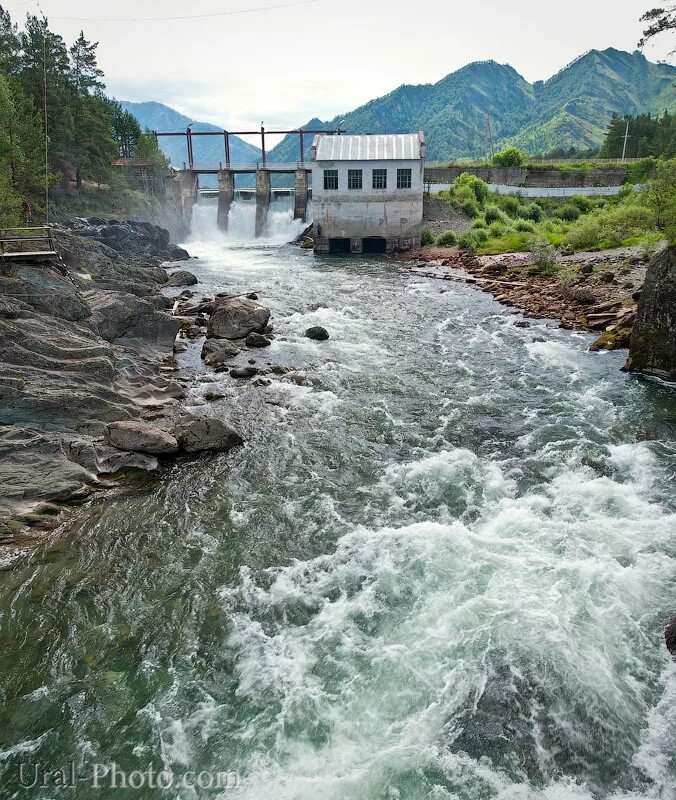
[201,339,240,367]
[146,295,175,310]
[207,297,270,340]
[666,617,676,657]
[563,287,597,306]
[230,366,258,379]
[599,271,616,284]
[305,325,330,341]
[580,264,594,275]
[167,269,198,287]
[246,292,258,300]
[589,326,633,352]
[0,264,91,322]
[87,290,180,348]
[105,421,179,454]
[173,414,243,453]
[624,246,676,381]
[245,332,271,348]
[204,391,226,401]
[514,320,530,328]
[167,244,190,261]
[0,297,22,319]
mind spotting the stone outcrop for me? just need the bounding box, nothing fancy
[173,414,243,453]
[88,290,180,349]
[206,296,270,340]
[167,269,198,287]
[624,245,676,382]
[105,421,179,455]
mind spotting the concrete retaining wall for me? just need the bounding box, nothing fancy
[424,165,628,188]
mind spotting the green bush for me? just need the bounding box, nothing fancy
[458,230,481,253]
[461,199,480,218]
[484,204,507,224]
[557,204,581,222]
[529,238,559,271]
[500,196,521,217]
[489,221,507,238]
[421,228,435,246]
[454,173,489,205]
[491,147,529,167]
[436,229,458,246]
[474,228,489,242]
[472,217,487,229]
[564,201,656,251]
[515,219,535,232]
[570,195,593,213]
[518,203,543,222]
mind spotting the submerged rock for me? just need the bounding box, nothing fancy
[105,421,179,455]
[207,297,270,340]
[201,339,240,367]
[173,414,243,453]
[230,366,258,379]
[305,325,330,341]
[624,246,676,381]
[666,617,676,657]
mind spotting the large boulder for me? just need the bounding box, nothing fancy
[173,414,243,453]
[207,297,270,340]
[105,421,179,454]
[167,269,198,287]
[624,245,676,381]
[87,290,180,348]
[0,265,90,322]
[305,325,330,341]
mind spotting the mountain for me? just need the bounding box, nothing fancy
[119,101,261,167]
[268,49,676,161]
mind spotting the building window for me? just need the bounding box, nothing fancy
[348,169,362,190]
[323,169,338,190]
[397,168,412,189]
[372,168,387,189]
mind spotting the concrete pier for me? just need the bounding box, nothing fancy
[217,170,235,232]
[170,171,198,238]
[255,169,271,238]
[294,168,308,222]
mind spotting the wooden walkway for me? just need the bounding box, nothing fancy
[0,227,57,260]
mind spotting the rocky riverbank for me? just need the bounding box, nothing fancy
[0,218,278,539]
[404,245,650,351]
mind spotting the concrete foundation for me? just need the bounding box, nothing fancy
[170,171,198,239]
[255,169,271,238]
[217,170,235,232]
[294,169,309,222]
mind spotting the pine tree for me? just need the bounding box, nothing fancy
[0,5,19,74]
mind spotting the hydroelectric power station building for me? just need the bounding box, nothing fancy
[311,132,425,254]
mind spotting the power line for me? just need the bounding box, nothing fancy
[48,0,320,23]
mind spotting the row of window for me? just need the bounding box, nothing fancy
[323,168,412,191]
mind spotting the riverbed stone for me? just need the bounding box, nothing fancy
[305,325,330,341]
[167,269,198,287]
[245,332,271,348]
[207,297,270,340]
[666,617,676,657]
[105,421,179,454]
[202,339,240,367]
[173,414,243,453]
[230,366,258,379]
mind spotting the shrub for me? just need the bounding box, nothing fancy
[565,201,656,251]
[515,219,535,232]
[474,228,489,242]
[436,229,458,246]
[519,203,543,222]
[454,173,489,205]
[489,221,507,238]
[472,217,487,229]
[641,159,676,243]
[565,217,602,250]
[421,228,435,246]
[500,196,521,217]
[484,204,507,224]
[461,199,480,218]
[529,238,559,271]
[557,204,581,221]
[570,195,593,213]
[458,230,481,253]
[491,147,528,167]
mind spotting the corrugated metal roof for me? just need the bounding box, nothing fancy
[315,133,423,161]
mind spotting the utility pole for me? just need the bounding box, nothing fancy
[621,119,630,162]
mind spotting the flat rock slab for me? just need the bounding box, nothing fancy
[105,421,179,454]
[173,414,243,453]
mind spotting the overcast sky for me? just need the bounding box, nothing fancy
[14,0,676,145]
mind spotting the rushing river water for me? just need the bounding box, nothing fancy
[0,199,675,800]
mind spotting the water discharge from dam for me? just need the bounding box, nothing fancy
[0,199,674,799]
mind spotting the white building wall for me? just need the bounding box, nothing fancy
[312,157,424,251]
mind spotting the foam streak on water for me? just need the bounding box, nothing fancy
[0,205,674,800]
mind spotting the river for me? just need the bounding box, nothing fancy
[0,199,674,799]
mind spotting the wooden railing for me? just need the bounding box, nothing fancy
[0,227,57,259]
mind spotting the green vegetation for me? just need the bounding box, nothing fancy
[436,230,457,246]
[491,148,528,167]
[600,112,676,159]
[0,4,167,225]
[430,162,675,255]
[421,228,435,246]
